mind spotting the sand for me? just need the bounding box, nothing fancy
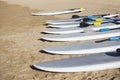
[2,0,120,18]
[0,0,120,80]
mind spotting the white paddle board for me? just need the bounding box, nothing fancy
[46,14,119,24]
[33,51,120,72]
[47,19,119,28]
[42,23,120,34]
[32,8,84,16]
[43,40,120,54]
[41,29,120,41]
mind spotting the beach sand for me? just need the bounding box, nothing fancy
[0,0,120,80]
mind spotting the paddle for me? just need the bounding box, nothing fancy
[71,14,110,19]
[95,36,120,43]
[79,18,120,27]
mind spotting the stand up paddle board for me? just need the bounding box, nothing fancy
[41,29,120,41]
[46,17,98,25]
[33,50,120,72]
[43,38,120,54]
[47,18,120,28]
[32,8,85,16]
[46,14,119,24]
[42,23,120,34]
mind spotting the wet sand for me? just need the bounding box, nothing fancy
[0,1,120,80]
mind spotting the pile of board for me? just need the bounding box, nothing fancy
[32,8,120,72]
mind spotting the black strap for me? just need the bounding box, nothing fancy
[82,18,95,22]
[80,22,90,27]
[116,48,120,54]
[72,15,80,18]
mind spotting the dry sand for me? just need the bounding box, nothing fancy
[0,0,120,80]
[2,0,120,18]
